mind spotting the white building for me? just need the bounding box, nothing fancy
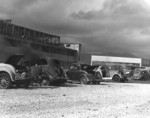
[91,55,142,66]
[80,54,142,66]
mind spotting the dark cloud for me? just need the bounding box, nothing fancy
[69,0,150,58]
[0,0,150,58]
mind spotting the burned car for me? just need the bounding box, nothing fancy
[30,57,67,86]
[132,67,150,80]
[0,55,31,89]
[110,65,147,82]
[109,65,131,82]
[66,63,103,84]
[85,65,103,83]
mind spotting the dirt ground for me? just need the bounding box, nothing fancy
[1,80,150,118]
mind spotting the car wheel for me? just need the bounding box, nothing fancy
[41,78,50,86]
[112,75,120,82]
[80,75,88,85]
[0,73,11,89]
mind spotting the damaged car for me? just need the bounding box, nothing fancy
[30,57,67,86]
[0,55,31,89]
[110,65,131,82]
[66,63,103,84]
[132,67,150,80]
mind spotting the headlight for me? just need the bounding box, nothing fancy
[21,72,27,78]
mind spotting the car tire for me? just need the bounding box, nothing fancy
[41,77,50,86]
[0,73,12,89]
[112,75,120,82]
[80,75,88,85]
[40,72,52,86]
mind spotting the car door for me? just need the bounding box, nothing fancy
[109,65,119,77]
[66,64,76,80]
[66,64,81,81]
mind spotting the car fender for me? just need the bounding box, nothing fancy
[79,70,88,75]
[79,74,90,81]
[112,73,122,79]
[0,63,16,81]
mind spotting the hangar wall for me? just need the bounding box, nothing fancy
[80,53,150,67]
[91,55,142,66]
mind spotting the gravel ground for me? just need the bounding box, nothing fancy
[1,80,150,118]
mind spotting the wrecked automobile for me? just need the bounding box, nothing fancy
[30,57,67,86]
[0,54,31,89]
[66,63,103,84]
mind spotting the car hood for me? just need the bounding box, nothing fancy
[5,55,26,66]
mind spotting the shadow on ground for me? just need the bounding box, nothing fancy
[128,80,150,84]
[104,78,150,85]
[10,83,79,90]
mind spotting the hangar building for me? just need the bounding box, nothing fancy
[91,55,141,66]
[81,54,142,67]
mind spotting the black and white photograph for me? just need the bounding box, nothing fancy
[1,0,150,118]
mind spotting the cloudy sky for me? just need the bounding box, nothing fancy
[1,0,150,58]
